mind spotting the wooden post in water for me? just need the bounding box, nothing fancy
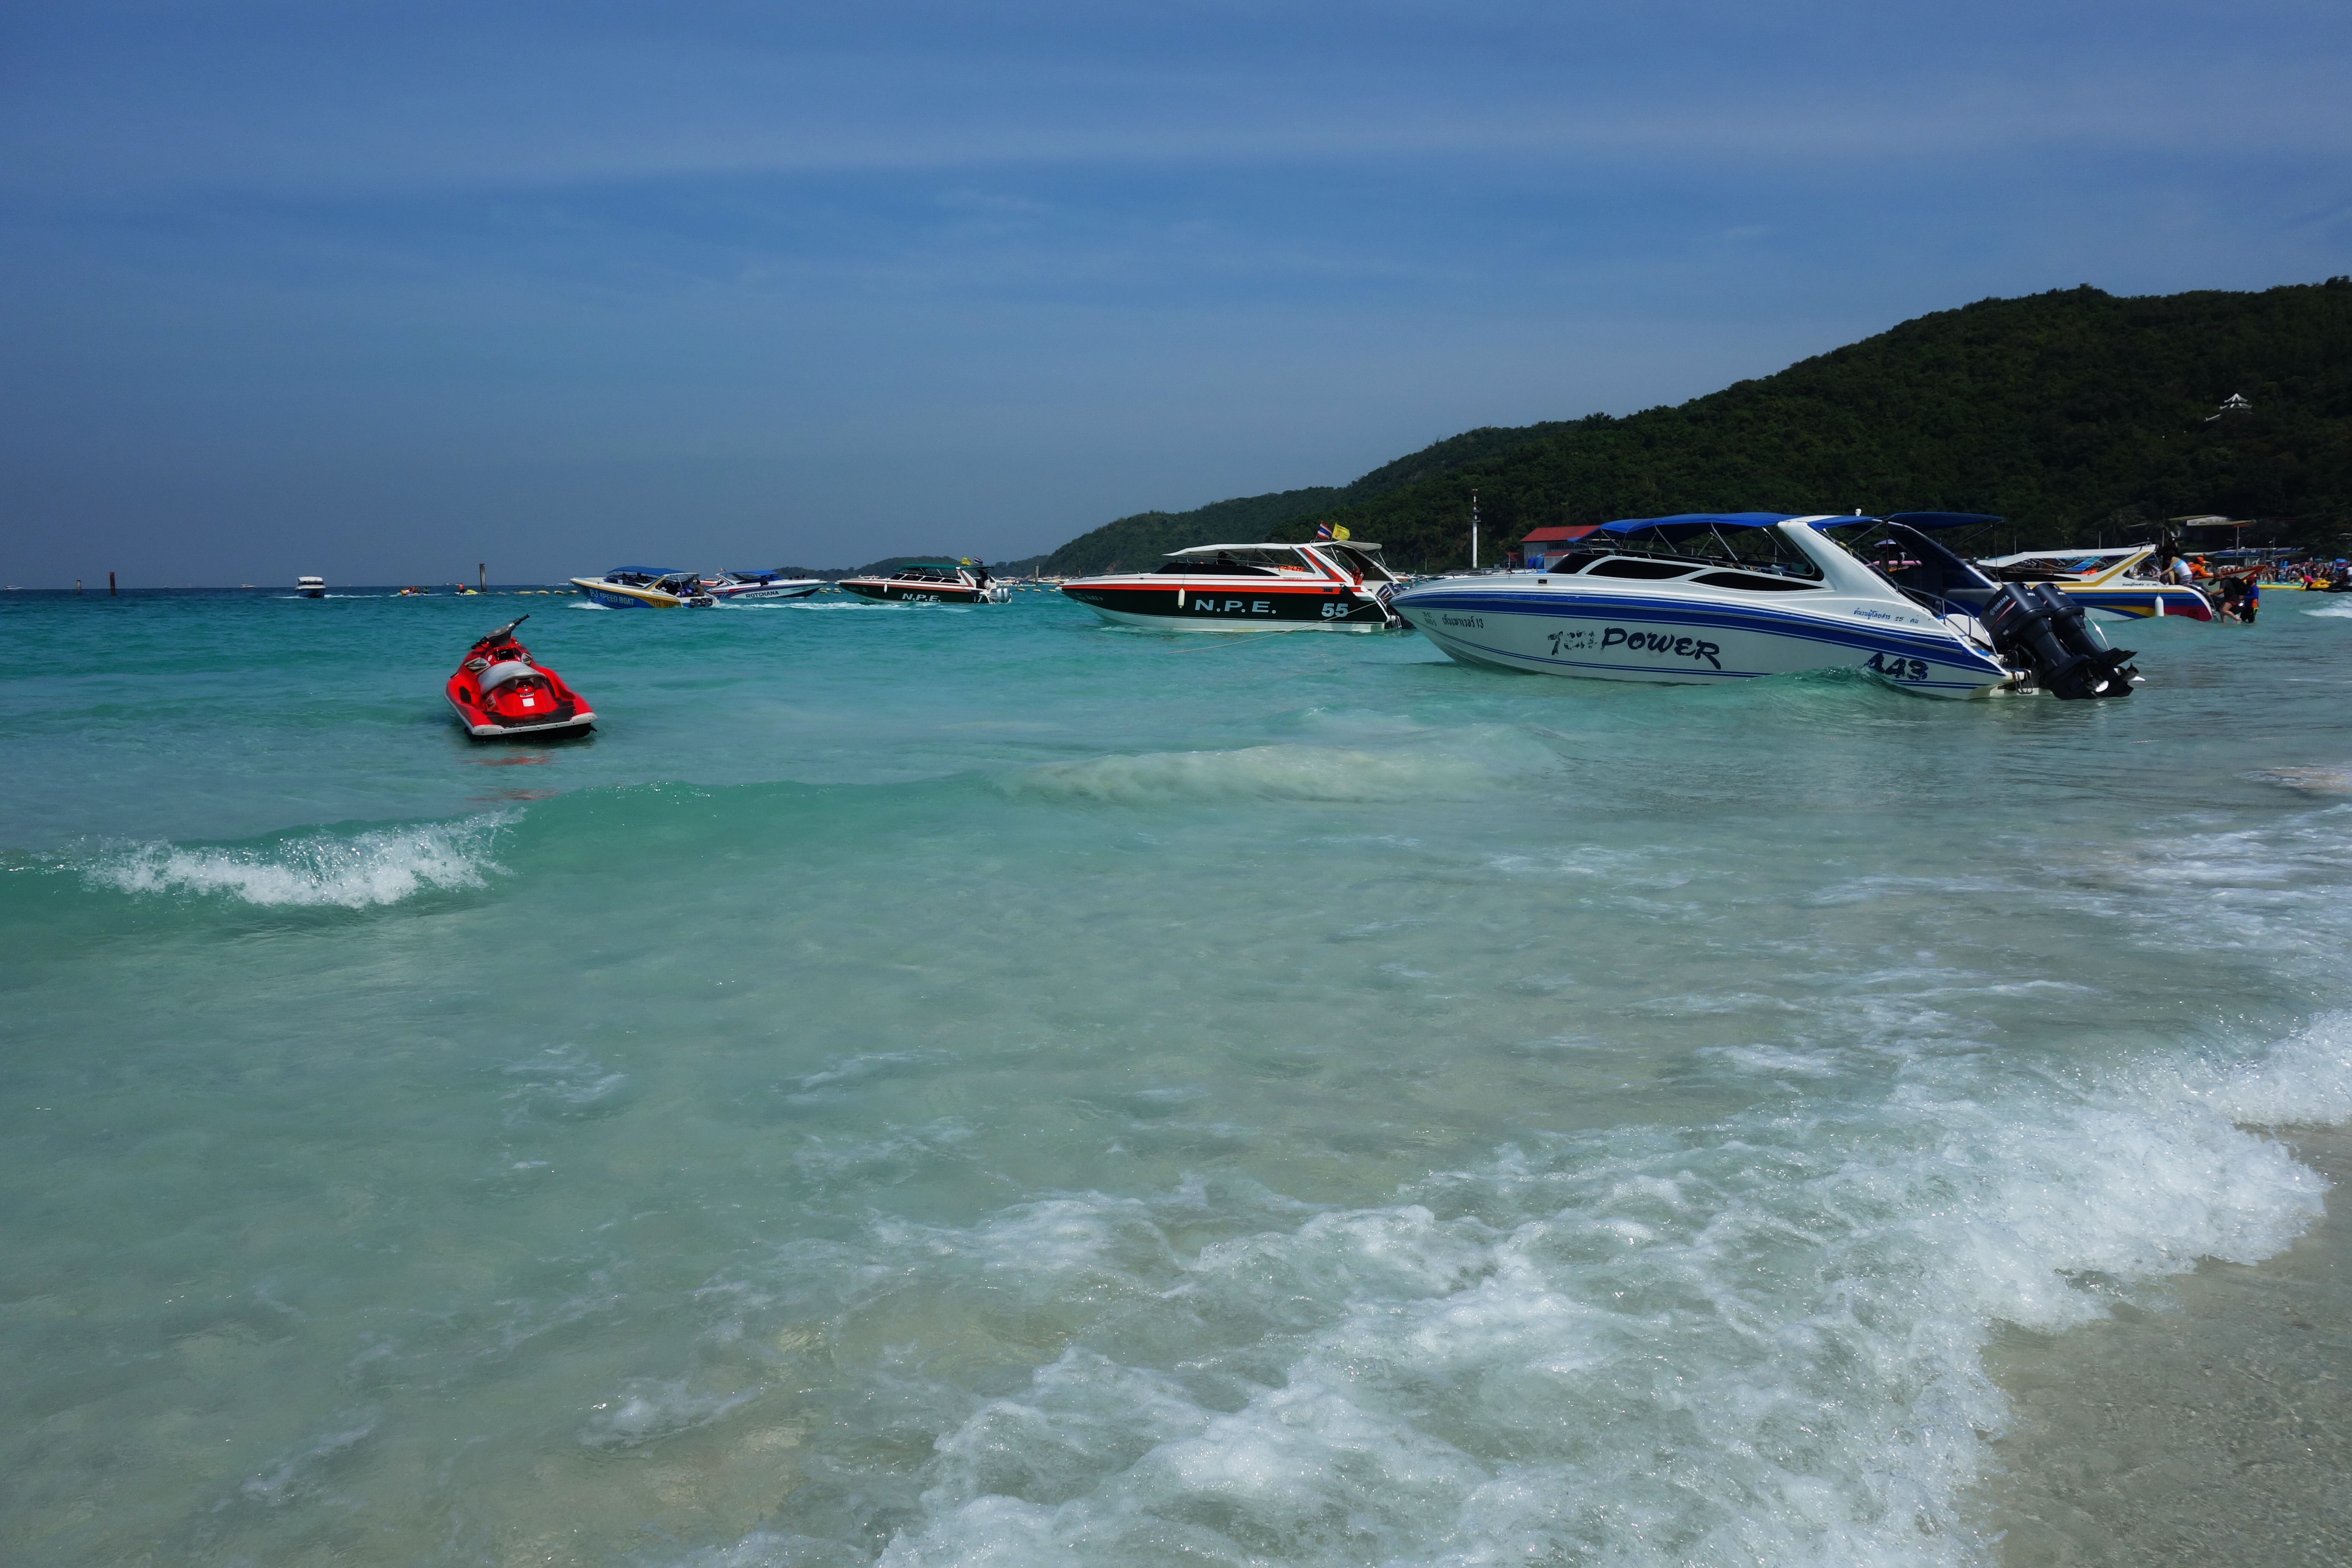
[478,562,487,594]
[109,571,116,596]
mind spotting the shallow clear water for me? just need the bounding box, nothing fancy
[3,587,2349,1568]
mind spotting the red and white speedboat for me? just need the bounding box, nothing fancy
[444,616,596,738]
[1060,539,1407,630]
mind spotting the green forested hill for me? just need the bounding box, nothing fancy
[1039,487,1343,576]
[1040,279,2352,575]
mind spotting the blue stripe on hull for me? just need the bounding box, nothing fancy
[1427,631,1991,691]
[1395,589,2008,693]
[1396,590,2002,666]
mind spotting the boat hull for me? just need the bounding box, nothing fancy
[839,579,995,604]
[444,694,595,738]
[2061,585,2214,622]
[710,583,823,602]
[570,577,684,609]
[1393,582,2013,696]
[1059,582,1393,631]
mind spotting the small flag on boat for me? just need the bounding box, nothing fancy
[1314,523,1332,539]
[1333,525,1350,540]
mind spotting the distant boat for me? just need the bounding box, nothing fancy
[702,570,825,602]
[297,576,325,598]
[837,562,1009,604]
[569,568,715,608]
[1977,546,2214,622]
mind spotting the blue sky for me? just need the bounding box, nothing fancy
[4,0,2349,585]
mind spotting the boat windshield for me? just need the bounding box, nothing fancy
[1156,547,1313,576]
[1553,521,1822,582]
[1817,519,1999,603]
[1980,549,2143,581]
[1319,544,1396,582]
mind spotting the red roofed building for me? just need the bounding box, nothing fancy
[1518,524,1600,569]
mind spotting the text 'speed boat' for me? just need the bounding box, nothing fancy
[837,562,1010,604]
[444,616,595,738]
[569,568,715,609]
[1390,512,2139,699]
[701,570,824,602]
[1060,540,1407,631]
[1977,545,2214,622]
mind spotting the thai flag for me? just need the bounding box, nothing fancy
[1314,523,1332,539]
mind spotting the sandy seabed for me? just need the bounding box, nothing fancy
[1977,1126,2352,1567]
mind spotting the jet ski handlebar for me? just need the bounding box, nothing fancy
[471,614,530,650]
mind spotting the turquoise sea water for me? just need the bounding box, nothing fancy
[4,587,2350,1567]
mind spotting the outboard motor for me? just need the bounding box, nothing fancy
[1849,521,2138,700]
[1981,583,2138,699]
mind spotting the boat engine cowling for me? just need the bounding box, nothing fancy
[1981,582,2138,699]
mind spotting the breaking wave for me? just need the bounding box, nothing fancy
[89,815,505,907]
[1008,727,1555,804]
[673,1014,2349,1568]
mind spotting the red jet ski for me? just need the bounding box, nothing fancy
[445,616,595,739]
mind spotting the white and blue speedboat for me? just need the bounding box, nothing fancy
[1391,512,2139,699]
[702,570,825,602]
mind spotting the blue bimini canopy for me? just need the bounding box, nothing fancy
[1811,512,2001,532]
[1591,512,1812,540]
[606,565,685,576]
[1593,511,2002,542]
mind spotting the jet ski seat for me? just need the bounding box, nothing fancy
[476,659,542,692]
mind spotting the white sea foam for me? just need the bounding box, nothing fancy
[2252,763,2352,794]
[501,1046,633,1124]
[717,1020,2352,1568]
[1008,728,1552,804]
[89,816,504,907]
[581,1379,758,1449]
[2301,602,2352,618]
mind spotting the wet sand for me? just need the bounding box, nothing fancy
[1978,1126,2352,1567]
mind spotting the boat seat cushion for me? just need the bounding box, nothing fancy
[476,660,541,692]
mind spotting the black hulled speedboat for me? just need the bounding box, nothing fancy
[1060,540,1407,631]
[837,561,1009,604]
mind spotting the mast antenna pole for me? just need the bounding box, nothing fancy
[1471,488,1479,570]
